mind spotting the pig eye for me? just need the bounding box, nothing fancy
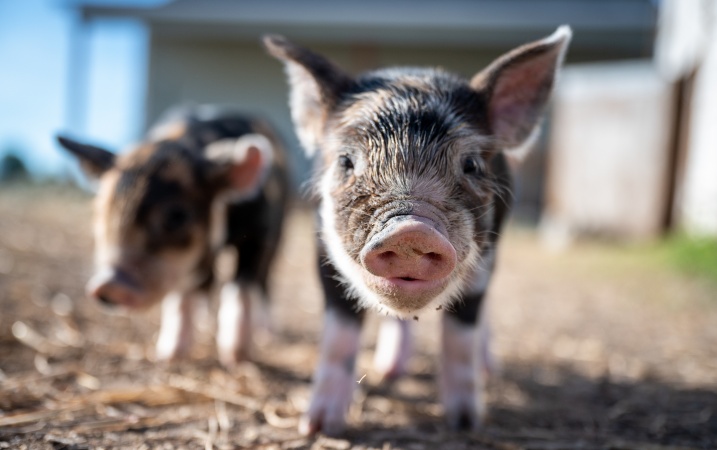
[338,154,354,173]
[163,205,191,232]
[462,157,483,176]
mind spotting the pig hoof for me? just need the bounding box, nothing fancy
[444,402,483,431]
[299,412,347,437]
[155,346,186,362]
[300,364,354,436]
[217,346,251,367]
[373,355,408,382]
[443,390,485,431]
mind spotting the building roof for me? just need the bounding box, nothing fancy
[73,0,657,51]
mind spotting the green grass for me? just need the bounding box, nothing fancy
[662,234,717,283]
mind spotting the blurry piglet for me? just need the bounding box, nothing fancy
[56,106,289,366]
[265,26,571,435]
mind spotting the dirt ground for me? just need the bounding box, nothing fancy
[1,182,716,450]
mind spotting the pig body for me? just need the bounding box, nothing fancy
[57,106,289,365]
[266,27,571,434]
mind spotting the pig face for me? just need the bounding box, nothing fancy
[266,27,571,318]
[57,133,271,309]
[320,80,496,316]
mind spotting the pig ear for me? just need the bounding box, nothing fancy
[263,34,353,157]
[56,135,116,178]
[471,25,572,150]
[206,134,273,200]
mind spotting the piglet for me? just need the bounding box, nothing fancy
[265,26,571,434]
[57,106,288,366]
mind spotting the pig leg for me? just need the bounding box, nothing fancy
[300,258,364,436]
[216,279,257,366]
[477,298,497,378]
[440,291,487,431]
[155,291,201,361]
[216,231,273,366]
[373,317,412,381]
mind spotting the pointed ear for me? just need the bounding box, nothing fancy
[471,25,572,150]
[56,135,116,178]
[263,34,353,156]
[206,134,273,200]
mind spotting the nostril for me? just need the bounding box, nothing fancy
[426,252,442,261]
[96,294,115,306]
[378,250,397,261]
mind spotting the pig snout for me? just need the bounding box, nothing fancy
[359,215,457,312]
[361,216,456,281]
[86,268,143,309]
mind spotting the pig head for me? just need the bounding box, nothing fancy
[56,129,271,310]
[265,27,572,319]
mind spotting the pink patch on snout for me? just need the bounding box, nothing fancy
[360,215,457,300]
[86,268,144,309]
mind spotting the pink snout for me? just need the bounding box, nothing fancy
[86,268,144,309]
[360,216,457,283]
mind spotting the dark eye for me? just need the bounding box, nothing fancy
[163,205,191,233]
[338,154,354,173]
[462,157,482,176]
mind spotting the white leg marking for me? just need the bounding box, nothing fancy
[477,298,497,379]
[300,310,361,436]
[440,314,485,430]
[216,281,254,366]
[373,317,412,381]
[155,291,198,361]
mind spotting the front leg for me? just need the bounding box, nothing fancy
[300,258,364,436]
[440,291,488,431]
[216,280,255,366]
[155,291,200,361]
[301,310,362,436]
[373,317,412,381]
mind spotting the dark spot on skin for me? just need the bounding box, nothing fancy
[436,305,443,311]
[413,316,419,321]
[111,142,215,254]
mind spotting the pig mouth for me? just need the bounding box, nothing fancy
[362,272,451,313]
[358,214,457,313]
[370,273,449,293]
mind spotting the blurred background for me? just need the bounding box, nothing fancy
[1,0,716,244]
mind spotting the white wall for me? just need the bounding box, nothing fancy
[543,61,674,243]
[676,1,717,235]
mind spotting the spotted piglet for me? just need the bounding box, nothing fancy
[265,26,571,434]
[57,107,288,366]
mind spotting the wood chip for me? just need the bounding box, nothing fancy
[263,401,298,429]
[75,385,189,407]
[0,404,87,427]
[167,375,262,412]
[12,321,66,355]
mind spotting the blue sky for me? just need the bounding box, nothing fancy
[0,0,151,179]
